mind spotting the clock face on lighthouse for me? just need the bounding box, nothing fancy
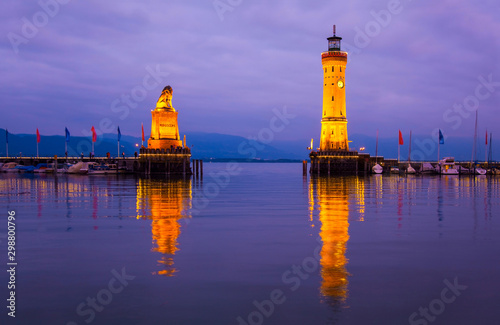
[337,80,344,88]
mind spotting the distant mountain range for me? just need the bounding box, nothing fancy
[0,128,497,162]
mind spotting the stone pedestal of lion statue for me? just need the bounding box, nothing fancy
[148,86,183,150]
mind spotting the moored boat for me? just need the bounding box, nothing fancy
[421,163,437,174]
[437,157,459,175]
[457,165,470,174]
[15,165,36,173]
[406,164,416,174]
[1,162,19,172]
[67,162,86,174]
[88,163,118,175]
[34,163,49,173]
[372,163,383,174]
[474,166,487,175]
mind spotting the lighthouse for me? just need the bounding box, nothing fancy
[309,26,358,175]
[320,25,349,151]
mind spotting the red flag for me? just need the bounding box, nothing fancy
[141,123,145,142]
[486,130,488,145]
[91,126,97,142]
[36,128,40,143]
[398,130,404,145]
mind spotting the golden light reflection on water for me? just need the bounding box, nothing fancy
[136,178,192,276]
[309,176,365,303]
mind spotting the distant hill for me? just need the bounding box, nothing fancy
[0,129,300,160]
[0,129,497,162]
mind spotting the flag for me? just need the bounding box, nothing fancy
[117,126,121,141]
[5,129,8,144]
[141,123,145,142]
[439,129,444,145]
[36,128,41,143]
[486,130,488,145]
[65,127,70,143]
[91,126,97,142]
[398,130,404,145]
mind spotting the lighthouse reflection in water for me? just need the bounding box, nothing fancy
[309,176,365,305]
[2,164,500,324]
[136,177,192,276]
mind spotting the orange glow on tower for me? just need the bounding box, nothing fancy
[148,85,183,149]
[320,26,349,151]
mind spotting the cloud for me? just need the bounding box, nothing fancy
[1,0,499,142]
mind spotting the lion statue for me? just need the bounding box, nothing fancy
[156,85,173,109]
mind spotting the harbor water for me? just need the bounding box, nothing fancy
[0,163,499,325]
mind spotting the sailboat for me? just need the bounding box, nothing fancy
[372,164,383,174]
[372,129,383,174]
[421,162,437,174]
[406,130,416,174]
[470,110,487,175]
[487,133,500,175]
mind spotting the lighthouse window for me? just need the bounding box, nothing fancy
[332,67,334,72]
[324,68,327,73]
[340,67,342,72]
[332,96,334,101]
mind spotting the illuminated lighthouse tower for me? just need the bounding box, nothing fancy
[310,26,358,175]
[320,26,349,151]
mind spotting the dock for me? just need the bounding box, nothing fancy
[0,149,204,177]
[306,151,499,176]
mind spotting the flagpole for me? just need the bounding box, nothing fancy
[36,128,40,158]
[398,130,403,164]
[485,142,487,164]
[489,133,493,164]
[117,139,120,158]
[408,130,412,163]
[91,126,96,158]
[398,142,400,163]
[141,123,145,147]
[437,142,440,164]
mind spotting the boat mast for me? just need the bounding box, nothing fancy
[408,130,412,163]
[488,132,493,165]
[375,129,379,164]
[471,110,478,166]
[485,129,488,164]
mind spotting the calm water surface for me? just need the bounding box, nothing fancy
[0,163,499,325]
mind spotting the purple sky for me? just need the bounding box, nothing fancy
[2,0,499,143]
